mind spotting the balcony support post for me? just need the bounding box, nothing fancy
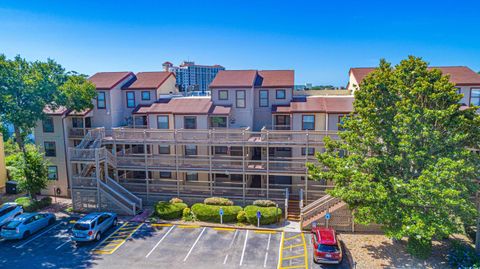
[266,131,270,199]
[174,130,180,197]
[95,148,100,210]
[144,130,149,203]
[305,132,309,204]
[208,130,213,196]
[242,130,246,205]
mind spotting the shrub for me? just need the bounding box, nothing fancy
[154,201,188,220]
[204,197,233,206]
[182,207,195,221]
[191,203,242,223]
[448,240,480,268]
[237,210,247,223]
[253,200,277,207]
[15,196,52,212]
[170,197,184,204]
[244,205,282,225]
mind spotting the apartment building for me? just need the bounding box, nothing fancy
[163,61,225,93]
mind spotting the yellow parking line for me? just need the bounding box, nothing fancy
[280,265,306,269]
[254,230,277,234]
[282,254,304,260]
[284,243,303,249]
[213,227,235,232]
[69,220,77,224]
[301,233,308,268]
[277,232,284,269]
[93,222,143,255]
[284,234,301,241]
[151,223,173,227]
[178,225,200,228]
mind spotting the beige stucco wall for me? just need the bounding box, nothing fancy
[253,87,293,130]
[0,134,6,192]
[156,75,178,97]
[348,72,360,92]
[34,116,70,197]
[211,87,254,129]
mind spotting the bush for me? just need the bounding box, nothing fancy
[244,205,282,225]
[191,203,242,223]
[448,240,480,268]
[154,201,188,220]
[204,197,233,206]
[170,197,183,204]
[15,196,52,212]
[253,200,277,207]
[237,210,247,223]
[406,236,432,259]
[182,207,195,221]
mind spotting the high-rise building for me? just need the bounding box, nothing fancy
[163,61,225,94]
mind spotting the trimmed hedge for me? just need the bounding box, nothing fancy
[204,197,234,206]
[253,200,277,207]
[237,210,247,223]
[15,197,52,212]
[244,205,282,225]
[155,201,188,220]
[191,203,242,223]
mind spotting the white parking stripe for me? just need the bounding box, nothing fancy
[145,225,176,258]
[183,227,206,262]
[55,239,72,250]
[15,222,63,249]
[263,233,271,268]
[239,230,249,266]
[223,229,239,264]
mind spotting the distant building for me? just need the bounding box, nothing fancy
[163,61,225,94]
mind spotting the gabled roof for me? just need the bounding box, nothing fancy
[124,72,175,90]
[88,72,134,90]
[349,66,480,86]
[209,70,294,88]
[134,97,231,115]
[273,96,354,114]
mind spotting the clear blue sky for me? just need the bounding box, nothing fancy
[1,0,479,86]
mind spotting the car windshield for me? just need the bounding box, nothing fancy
[0,206,12,217]
[73,222,90,231]
[317,244,339,252]
[3,221,21,229]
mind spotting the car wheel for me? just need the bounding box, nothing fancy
[95,232,101,241]
[23,231,30,239]
[113,218,118,227]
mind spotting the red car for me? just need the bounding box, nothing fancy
[311,227,342,264]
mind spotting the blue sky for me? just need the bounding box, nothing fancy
[0,0,479,86]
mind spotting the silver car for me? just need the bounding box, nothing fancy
[71,212,117,242]
[1,213,56,240]
[0,203,23,227]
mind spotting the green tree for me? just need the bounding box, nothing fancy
[7,144,50,199]
[0,54,96,152]
[308,56,480,258]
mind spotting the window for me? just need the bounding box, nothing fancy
[276,89,286,99]
[141,91,151,101]
[97,92,106,109]
[185,145,197,156]
[301,148,315,156]
[236,90,246,108]
[184,116,197,129]
[471,88,480,106]
[275,115,290,130]
[186,172,198,181]
[259,90,269,107]
[47,166,58,180]
[42,117,54,133]
[159,145,170,154]
[126,91,135,108]
[72,118,84,128]
[160,171,172,178]
[134,116,147,127]
[231,174,243,182]
[44,142,56,157]
[157,115,169,129]
[210,116,227,128]
[218,90,228,100]
[302,115,315,130]
[338,115,349,131]
[214,146,228,155]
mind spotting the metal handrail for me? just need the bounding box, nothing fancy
[106,176,142,210]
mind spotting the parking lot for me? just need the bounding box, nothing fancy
[0,216,350,269]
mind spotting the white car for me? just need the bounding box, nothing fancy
[0,203,23,227]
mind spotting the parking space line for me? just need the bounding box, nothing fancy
[145,224,176,258]
[15,222,63,249]
[285,243,303,249]
[183,227,206,262]
[151,223,173,227]
[239,229,249,266]
[223,229,239,264]
[277,232,284,269]
[92,222,143,255]
[264,233,272,268]
[254,230,277,234]
[282,254,304,260]
[55,239,72,250]
[301,233,308,268]
[280,265,306,269]
[284,234,301,241]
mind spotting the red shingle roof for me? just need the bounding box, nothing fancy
[350,66,480,86]
[134,97,231,115]
[273,96,354,114]
[89,72,133,90]
[210,70,294,88]
[43,106,68,115]
[126,72,175,90]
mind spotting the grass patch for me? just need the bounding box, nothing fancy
[15,196,52,212]
[191,203,242,223]
[244,205,282,225]
[154,201,188,220]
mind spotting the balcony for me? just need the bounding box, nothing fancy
[69,128,90,138]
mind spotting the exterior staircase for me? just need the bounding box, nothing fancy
[287,199,301,221]
[300,194,346,229]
